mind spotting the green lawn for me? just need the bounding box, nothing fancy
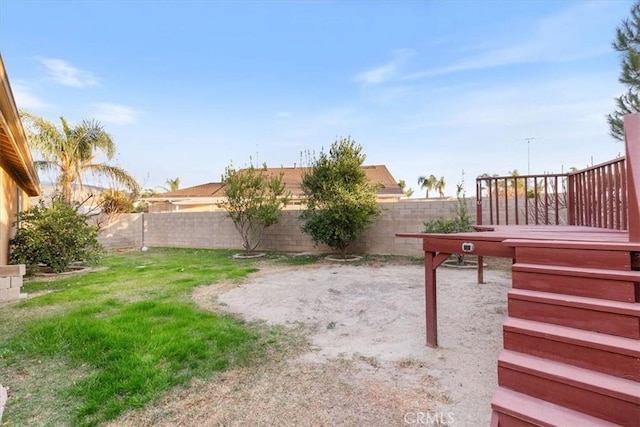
[0,248,303,426]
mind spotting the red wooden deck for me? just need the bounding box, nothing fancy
[396,225,638,347]
[398,225,640,427]
[396,113,640,425]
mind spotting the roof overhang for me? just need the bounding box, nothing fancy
[0,56,40,196]
[144,197,225,205]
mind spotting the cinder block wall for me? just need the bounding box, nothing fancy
[99,199,477,257]
[0,265,26,303]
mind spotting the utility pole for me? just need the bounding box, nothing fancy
[522,137,541,174]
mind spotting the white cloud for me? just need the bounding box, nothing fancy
[405,2,617,80]
[92,103,142,124]
[355,48,416,85]
[39,57,99,87]
[356,63,397,85]
[11,81,51,109]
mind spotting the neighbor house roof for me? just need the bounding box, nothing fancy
[149,165,403,200]
[151,182,225,200]
[0,55,40,196]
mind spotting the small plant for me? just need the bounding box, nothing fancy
[423,183,472,265]
[9,196,103,274]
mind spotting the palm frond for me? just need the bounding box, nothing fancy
[20,111,64,159]
[84,163,141,195]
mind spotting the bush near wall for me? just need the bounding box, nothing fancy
[99,199,479,257]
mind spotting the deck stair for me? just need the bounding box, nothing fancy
[491,243,640,426]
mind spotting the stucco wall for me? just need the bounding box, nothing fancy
[0,168,22,265]
[100,199,475,257]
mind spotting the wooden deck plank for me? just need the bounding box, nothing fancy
[498,351,640,425]
[503,317,640,381]
[513,246,631,269]
[491,388,621,427]
[398,225,636,258]
[512,269,637,302]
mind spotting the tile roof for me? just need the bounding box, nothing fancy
[151,182,225,198]
[151,165,403,199]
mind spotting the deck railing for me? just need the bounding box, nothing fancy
[476,157,628,230]
[476,173,568,227]
[566,157,627,230]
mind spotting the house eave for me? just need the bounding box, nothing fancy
[0,55,41,197]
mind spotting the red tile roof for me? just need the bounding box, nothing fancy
[151,165,403,199]
[152,182,225,198]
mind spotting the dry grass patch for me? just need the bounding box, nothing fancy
[108,355,439,427]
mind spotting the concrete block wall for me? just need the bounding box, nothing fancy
[0,265,26,303]
[98,214,144,249]
[145,212,244,249]
[100,199,475,257]
[478,197,568,226]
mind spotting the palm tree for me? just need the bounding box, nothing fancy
[21,111,140,205]
[418,174,438,198]
[508,169,521,196]
[435,176,446,198]
[397,179,414,198]
[161,177,181,192]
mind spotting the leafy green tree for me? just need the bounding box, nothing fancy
[398,179,414,198]
[10,196,103,274]
[418,174,438,198]
[20,111,141,204]
[300,137,380,259]
[219,163,290,253]
[607,0,640,141]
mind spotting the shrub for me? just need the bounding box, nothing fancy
[423,183,472,265]
[98,189,134,215]
[300,137,380,258]
[10,198,103,274]
[219,162,290,253]
[422,216,471,234]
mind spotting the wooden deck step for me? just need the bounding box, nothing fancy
[511,263,640,302]
[508,288,640,338]
[503,317,640,381]
[497,350,640,426]
[491,387,621,427]
[513,246,631,270]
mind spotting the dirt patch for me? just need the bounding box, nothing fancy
[112,262,511,426]
[25,266,107,283]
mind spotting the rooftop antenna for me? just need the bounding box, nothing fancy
[522,137,542,174]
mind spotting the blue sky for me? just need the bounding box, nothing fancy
[0,0,635,197]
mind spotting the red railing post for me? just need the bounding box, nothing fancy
[567,173,575,225]
[623,114,640,242]
[476,179,483,226]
